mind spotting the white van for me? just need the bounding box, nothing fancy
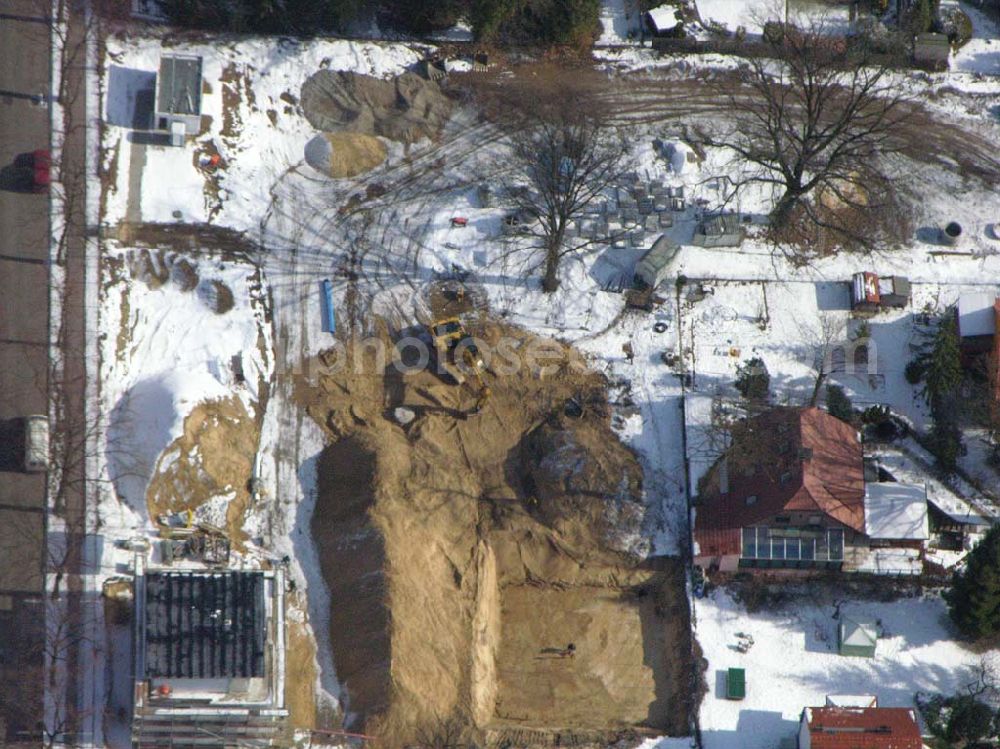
[23,415,49,473]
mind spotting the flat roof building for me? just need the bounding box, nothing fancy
[155,55,203,138]
[132,560,288,748]
[863,483,929,542]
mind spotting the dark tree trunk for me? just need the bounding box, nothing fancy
[809,369,826,407]
[542,229,564,293]
[770,188,804,230]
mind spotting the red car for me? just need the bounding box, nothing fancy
[30,149,50,191]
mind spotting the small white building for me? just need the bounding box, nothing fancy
[633,234,681,289]
[155,54,203,137]
[957,292,999,340]
[645,4,680,35]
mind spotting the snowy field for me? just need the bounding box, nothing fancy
[97,248,272,530]
[695,587,996,749]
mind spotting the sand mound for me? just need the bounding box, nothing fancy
[300,70,451,144]
[522,419,645,555]
[302,322,694,748]
[146,396,259,543]
[304,132,388,179]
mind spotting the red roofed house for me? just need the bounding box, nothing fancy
[956,293,1000,410]
[693,407,928,573]
[799,705,923,749]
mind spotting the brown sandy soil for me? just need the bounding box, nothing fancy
[300,71,451,144]
[285,593,318,730]
[302,320,694,748]
[494,584,670,729]
[146,396,258,545]
[325,133,387,178]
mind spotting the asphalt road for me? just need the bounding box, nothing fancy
[0,0,51,742]
[0,1,51,505]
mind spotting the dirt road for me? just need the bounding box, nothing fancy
[603,71,1000,184]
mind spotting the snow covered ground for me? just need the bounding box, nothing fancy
[597,0,644,45]
[692,0,853,35]
[98,248,272,528]
[951,1,1000,75]
[102,37,423,230]
[695,587,995,749]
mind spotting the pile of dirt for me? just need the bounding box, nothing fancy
[285,592,319,730]
[146,396,259,544]
[197,278,235,314]
[302,320,694,749]
[300,70,451,144]
[304,132,388,179]
[521,418,645,555]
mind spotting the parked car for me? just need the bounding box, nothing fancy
[23,414,49,472]
[30,149,51,192]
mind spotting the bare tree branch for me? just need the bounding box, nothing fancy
[698,18,912,252]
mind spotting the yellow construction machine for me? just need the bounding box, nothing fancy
[429,316,491,413]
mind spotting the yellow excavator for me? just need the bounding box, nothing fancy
[429,316,491,414]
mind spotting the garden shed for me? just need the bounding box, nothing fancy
[634,234,681,289]
[154,54,203,136]
[693,213,744,248]
[914,33,950,71]
[838,617,877,658]
[645,4,680,36]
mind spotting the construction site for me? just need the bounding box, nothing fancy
[91,26,1000,749]
[302,283,696,748]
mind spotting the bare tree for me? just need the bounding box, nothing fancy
[702,19,911,249]
[480,68,631,292]
[797,313,849,406]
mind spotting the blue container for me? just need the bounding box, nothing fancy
[320,279,336,333]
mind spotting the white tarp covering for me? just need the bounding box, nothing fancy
[863,482,929,540]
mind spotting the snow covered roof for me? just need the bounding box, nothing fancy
[839,617,877,649]
[635,234,681,287]
[647,5,677,32]
[863,482,929,540]
[925,495,993,527]
[804,707,922,749]
[825,695,878,708]
[957,292,999,338]
[698,213,742,237]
